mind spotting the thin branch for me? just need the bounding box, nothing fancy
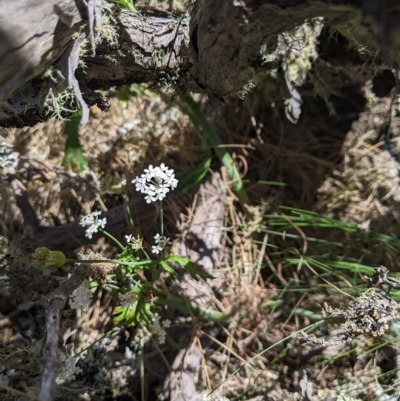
[38,267,88,401]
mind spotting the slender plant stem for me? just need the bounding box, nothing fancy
[99,228,125,251]
[124,196,136,232]
[160,200,164,236]
[65,258,151,267]
[159,200,165,259]
[141,249,151,261]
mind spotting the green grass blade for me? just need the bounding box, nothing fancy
[172,157,212,195]
[180,94,250,205]
[62,110,88,172]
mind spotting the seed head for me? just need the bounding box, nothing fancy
[32,247,66,268]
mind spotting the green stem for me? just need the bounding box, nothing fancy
[159,201,164,237]
[65,258,152,267]
[124,196,135,232]
[159,200,165,259]
[141,249,151,261]
[99,228,125,251]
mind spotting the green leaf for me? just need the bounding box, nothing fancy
[160,260,176,275]
[179,94,250,205]
[114,303,135,324]
[168,254,215,281]
[62,110,88,172]
[114,299,148,327]
[257,180,287,187]
[172,158,211,195]
[118,84,142,108]
[118,84,154,108]
[108,0,136,11]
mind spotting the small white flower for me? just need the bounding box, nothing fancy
[158,330,166,344]
[152,245,163,254]
[69,283,93,309]
[132,177,147,193]
[79,210,107,239]
[163,319,171,329]
[132,163,178,203]
[149,313,168,344]
[152,234,171,254]
[154,234,171,247]
[126,234,143,251]
[144,164,156,180]
[144,193,157,204]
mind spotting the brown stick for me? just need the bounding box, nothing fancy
[38,267,88,401]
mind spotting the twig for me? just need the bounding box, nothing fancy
[38,267,88,401]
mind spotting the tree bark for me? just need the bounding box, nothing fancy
[1,0,400,127]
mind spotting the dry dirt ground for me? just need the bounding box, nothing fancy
[2,25,400,401]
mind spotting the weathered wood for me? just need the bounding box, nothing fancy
[39,267,87,401]
[0,0,85,117]
[1,0,400,127]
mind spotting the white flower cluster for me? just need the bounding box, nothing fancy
[132,163,178,203]
[69,282,93,309]
[79,210,107,239]
[125,234,143,251]
[119,292,137,310]
[0,141,19,175]
[57,351,82,384]
[150,314,171,345]
[152,233,171,254]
